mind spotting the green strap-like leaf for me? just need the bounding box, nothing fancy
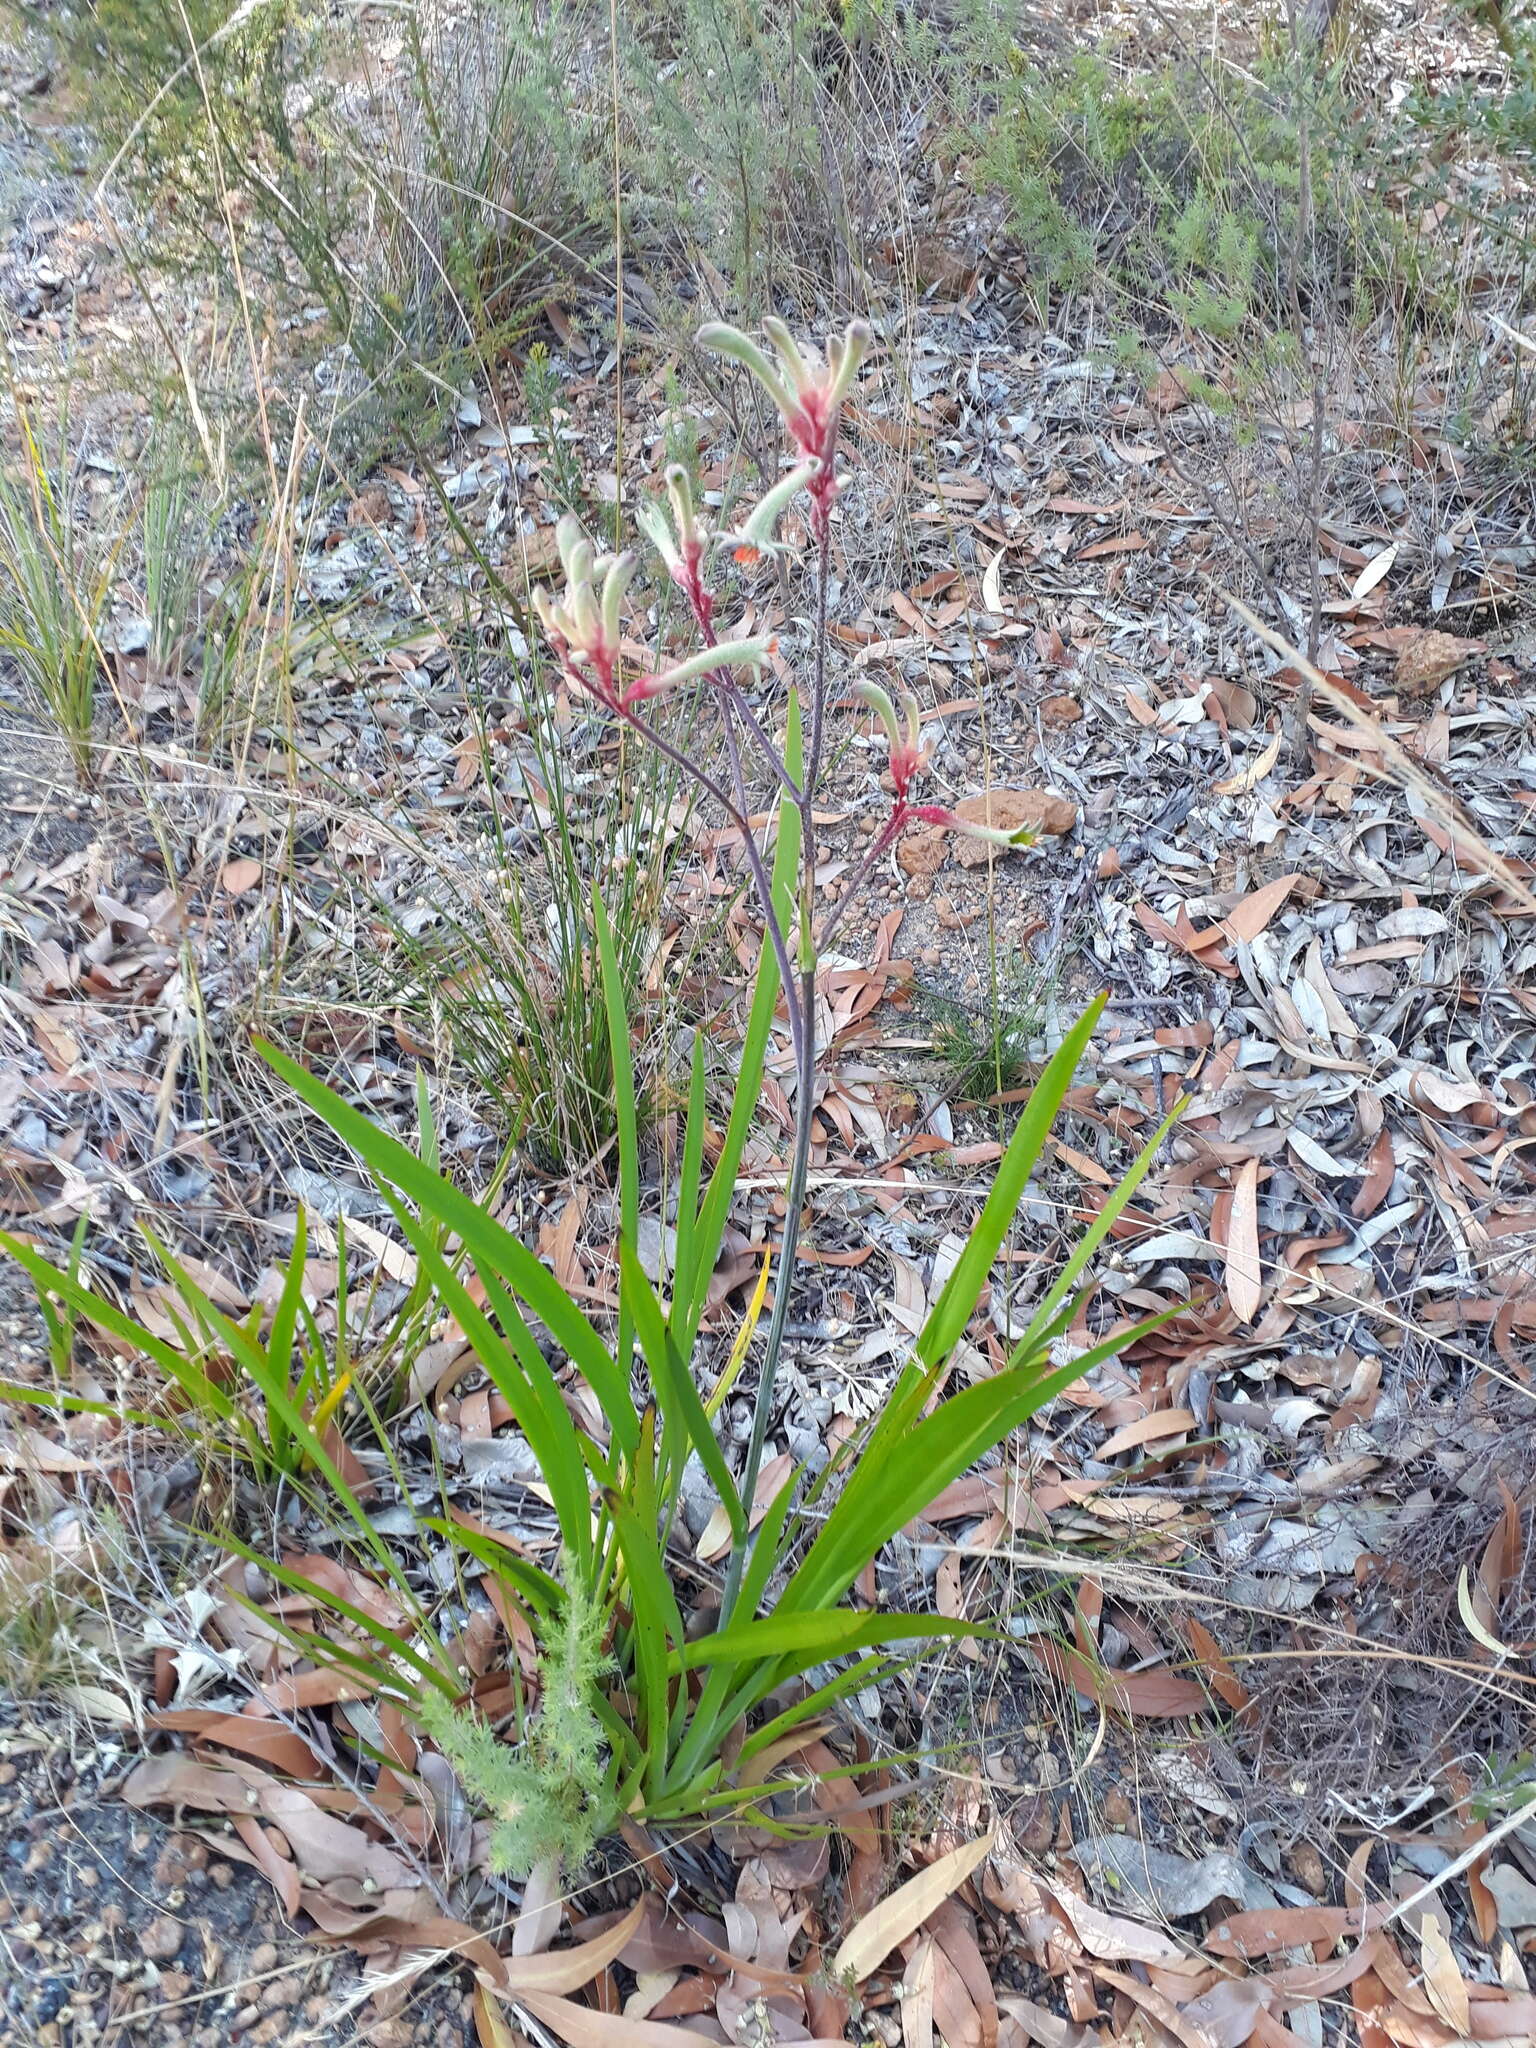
[620,1238,744,1546]
[593,883,639,1381]
[673,1607,984,1673]
[255,1038,638,1461]
[913,996,1106,1376]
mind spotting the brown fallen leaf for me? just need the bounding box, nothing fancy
[951,790,1076,868]
[220,856,262,895]
[1177,1977,1268,2048]
[1207,1904,1390,1958]
[910,237,978,298]
[832,1830,995,1982]
[258,1782,418,1892]
[347,484,393,527]
[152,1708,327,1779]
[1219,873,1300,947]
[1146,365,1195,413]
[1418,1916,1470,2036]
[1096,1408,1197,1460]
[474,1983,521,2048]
[520,1992,852,2046]
[1091,1964,1221,2048]
[1044,1879,1203,1969]
[1224,1157,1263,1324]
[901,1934,937,2048]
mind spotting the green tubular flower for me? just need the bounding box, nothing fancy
[856,679,924,796]
[719,460,818,565]
[622,635,775,707]
[530,515,634,705]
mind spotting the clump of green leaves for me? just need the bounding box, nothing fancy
[0,402,122,783]
[922,954,1051,1103]
[418,1567,613,1876]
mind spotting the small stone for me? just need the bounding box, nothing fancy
[951,788,1076,868]
[935,895,979,930]
[1394,628,1485,694]
[896,828,944,877]
[1101,1786,1138,1832]
[140,1914,185,1962]
[1487,1862,1536,1929]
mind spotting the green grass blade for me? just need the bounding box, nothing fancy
[255,1038,637,1460]
[0,1229,239,1425]
[836,998,1109,1491]
[376,1189,600,1570]
[1010,1105,1181,1357]
[620,1239,744,1546]
[593,882,638,1379]
[215,1531,455,1697]
[913,995,1106,1376]
[264,1206,308,1400]
[419,1517,564,1621]
[670,1031,707,1325]
[783,1350,1113,1618]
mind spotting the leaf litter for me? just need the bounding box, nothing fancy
[2,5,1536,2046]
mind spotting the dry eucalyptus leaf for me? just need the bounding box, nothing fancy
[832,1830,995,1981]
[1072,1835,1269,1917]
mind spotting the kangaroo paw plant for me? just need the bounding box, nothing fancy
[2,315,1177,1880]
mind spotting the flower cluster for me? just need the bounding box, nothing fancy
[533,512,772,712]
[529,318,1034,870]
[857,680,1037,855]
[697,317,871,536]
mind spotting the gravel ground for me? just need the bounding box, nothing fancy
[0,1709,477,2047]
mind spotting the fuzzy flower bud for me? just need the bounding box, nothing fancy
[856,679,924,798]
[907,804,1039,852]
[636,466,713,629]
[622,635,776,707]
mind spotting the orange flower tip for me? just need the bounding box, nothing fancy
[732,545,761,565]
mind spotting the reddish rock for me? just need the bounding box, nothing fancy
[896,827,945,877]
[1040,693,1083,725]
[951,788,1076,868]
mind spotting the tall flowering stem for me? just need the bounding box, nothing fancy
[529,317,1031,1628]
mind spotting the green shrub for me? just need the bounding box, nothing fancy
[35,0,606,415]
[966,45,1405,334]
